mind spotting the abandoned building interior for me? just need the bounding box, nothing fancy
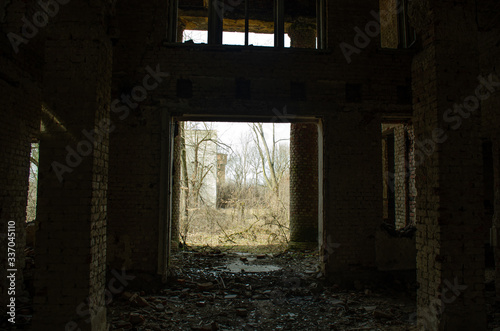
[1,0,500,329]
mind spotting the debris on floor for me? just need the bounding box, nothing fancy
[108,246,419,330]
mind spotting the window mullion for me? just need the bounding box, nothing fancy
[274,0,284,48]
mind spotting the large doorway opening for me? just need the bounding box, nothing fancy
[172,120,295,252]
[165,116,324,256]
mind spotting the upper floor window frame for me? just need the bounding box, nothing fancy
[167,0,327,50]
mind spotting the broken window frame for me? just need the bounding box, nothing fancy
[169,0,327,50]
[397,0,416,48]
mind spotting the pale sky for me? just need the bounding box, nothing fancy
[187,121,290,154]
[183,30,291,47]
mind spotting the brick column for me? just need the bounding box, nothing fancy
[32,2,112,329]
[288,21,318,249]
[287,20,316,49]
[171,123,182,250]
[322,112,383,282]
[289,123,319,249]
[410,1,486,329]
[0,62,40,308]
[476,0,500,302]
[0,0,42,311]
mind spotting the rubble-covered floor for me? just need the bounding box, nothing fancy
[3,245,500,330]
[108,247,421,330]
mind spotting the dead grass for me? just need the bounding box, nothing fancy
[181,206,289,248]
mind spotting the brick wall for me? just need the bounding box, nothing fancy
[477,0,500,299]
[0,0,43,311]
[393,124,406,228]
[405,123,416,226]
[379,0,399,48]
[107,0,169,275]
[0,57,40,308]
[412,1,487,329]
[394,123,416,229]
[170,122,182,249]
[382,123,416,229]
[31,1,112,329]
[3,0,499,329]
[107,105,163,273]
[106,0,413,281]
[322,111,383,282]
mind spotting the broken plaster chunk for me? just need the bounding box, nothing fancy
[129,293,149,307]
[197,282,214,291]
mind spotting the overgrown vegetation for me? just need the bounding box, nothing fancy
[179,122,290,248]
[26,143,39,223]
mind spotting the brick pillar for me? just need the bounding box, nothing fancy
[171,123,182,250]
[411,1,486,329]
[322,112,383,282]
[289,123,319,249]
[392,124,416,229]
[287,20,316,49]
[0,64,40,308]
[0,0,42,311]
[476,0,500,302]
[32,2,112,329]
[288,21,318,249]
[493,141,500,299]
[406,124,417,226]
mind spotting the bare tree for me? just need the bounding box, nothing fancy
[250,123,289,196]
[178,122,231,244]
[227,131,255,190]
[177,121,291,247]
